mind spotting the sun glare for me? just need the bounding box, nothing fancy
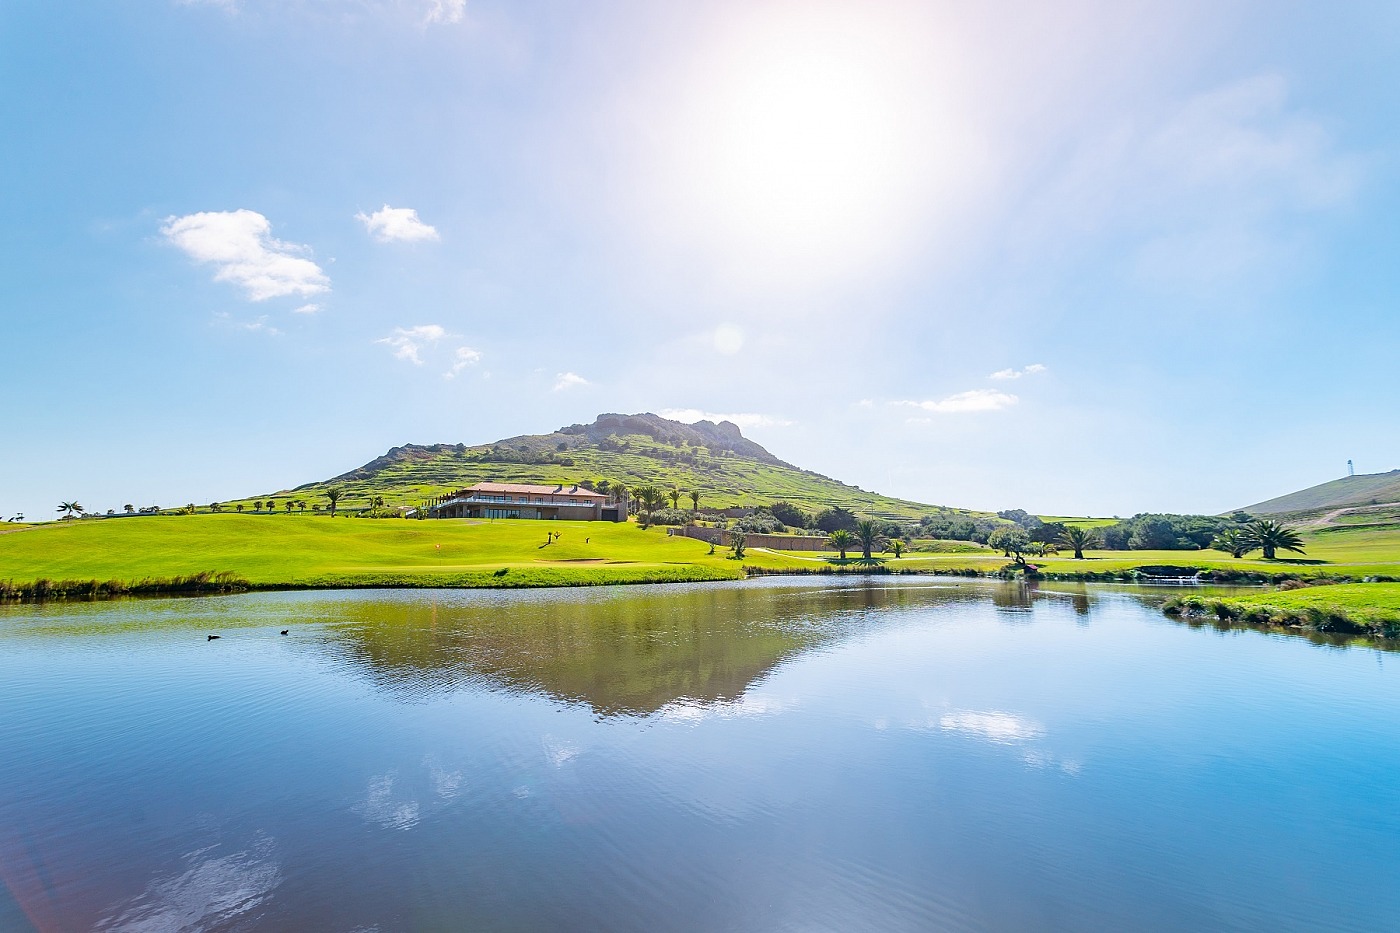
[644,3,973,285]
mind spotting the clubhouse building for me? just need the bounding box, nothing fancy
[428,482,628,522]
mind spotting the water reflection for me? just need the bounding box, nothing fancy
[2,579,1400,932]
[95,835,280,933]
[312,580,992,715]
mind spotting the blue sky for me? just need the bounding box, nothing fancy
[3,0,1398,521]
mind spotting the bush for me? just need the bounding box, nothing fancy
[647,508,692,526]
[732,512,784,534]
[770,501,810,528]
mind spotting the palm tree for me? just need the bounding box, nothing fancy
[326,487,342,517]
[1243,519,1306,560]
[855,519,881,560]
[890,539,904,559]
[667,487,681,509]
[828,529,855,560]
[56,501,83,518]
[1211,527,1251,559]
[1057,526,1098,560]
[689,489,700,511]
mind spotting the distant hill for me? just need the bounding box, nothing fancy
[1238,470,1400,517]
[257,412,975,521]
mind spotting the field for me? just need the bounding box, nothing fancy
[0,514,814,590]
[5,513,1400,596]
[1165,584,1400,639]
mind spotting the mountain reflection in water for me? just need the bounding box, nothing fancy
[310,580,991,714]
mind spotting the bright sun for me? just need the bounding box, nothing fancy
[647,3,971,282]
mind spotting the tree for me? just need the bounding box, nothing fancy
[123,504,135,514]
[689,489,700,511]
[1243,519,1306,560]
[326,487,342,517]
[988,527,1032,565]
[815,506,859,533]
[855,519,881,560]
[209,502,223,513]
[236,503,245,513]
[667,487,681,509]
[57,501,83,518]
[890,539,904,559]
[1057,526,1098,560]
[729,529,747,560]
[827,529,855,560]
[1211,527,1251,559]
[770,501,809,528]
[253,500,263,512]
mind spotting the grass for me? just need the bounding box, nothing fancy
[6,513,1400,598]
[1164,583,1400,639]
[0,513,815,594]
[1036,515,1120,528]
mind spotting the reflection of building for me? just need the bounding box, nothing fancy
[428,482,627,522]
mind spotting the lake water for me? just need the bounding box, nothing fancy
[2,578,1398,932]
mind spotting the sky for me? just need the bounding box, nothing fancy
[3,0,1398,521]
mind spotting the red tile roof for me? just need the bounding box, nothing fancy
[461,482,607,499]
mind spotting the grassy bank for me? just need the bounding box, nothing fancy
[0,513,803,597]
[5,513,1400,600]
[1164,584,1400,638]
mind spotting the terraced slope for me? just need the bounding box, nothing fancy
[1240,470,1400,516]
[250,412,971,521]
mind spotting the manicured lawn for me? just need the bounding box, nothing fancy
[1166,583,1400,638]
[5,515,1400,593]
[0,514,809,589]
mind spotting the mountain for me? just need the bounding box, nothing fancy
[1238,469,1400,518]
[265,412,972,520]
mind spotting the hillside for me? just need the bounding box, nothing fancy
[255,412,969,521]
[1240,470,1400,518]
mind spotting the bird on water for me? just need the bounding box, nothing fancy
[280,629,289,635]
[207,634,221,641]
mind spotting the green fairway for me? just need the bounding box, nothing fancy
[0,514,811,590]
[1165,583,1400,639]
[5,513,1400,596]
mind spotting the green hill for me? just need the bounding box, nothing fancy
[252,412,971,521]
[1239,470,1400,517]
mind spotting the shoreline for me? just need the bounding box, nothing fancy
[1,560,1380,605]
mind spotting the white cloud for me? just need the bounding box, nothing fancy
[377,324,446,365]
[356,205,440,243]
[895,389,1018,414]
[553,371,589,391]
[163,209,330,301]
[444,345,482,378]
[293,303,320,315]
[423,0,466,25]
[212,312,282,337]
[939,710,1044,744]
[990,363,1047,380]
[658,408,791,430]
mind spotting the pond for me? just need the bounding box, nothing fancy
[2,578,1398,931]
